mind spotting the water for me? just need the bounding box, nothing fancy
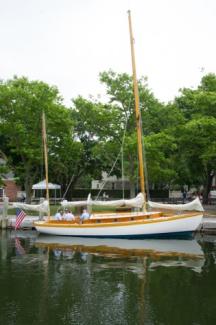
[0,231,216,325]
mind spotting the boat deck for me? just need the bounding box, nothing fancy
[46,211,200,226]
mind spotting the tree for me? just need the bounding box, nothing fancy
[99,70,181,195]
[69,96,122,194]
[144,132,177,188]
[100,70,165,136]
[178,117,216,203]
[175,73,216,202]
[0,148,9,186]
[0,76,73,202]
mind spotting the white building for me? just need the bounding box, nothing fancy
[91,172,131,190]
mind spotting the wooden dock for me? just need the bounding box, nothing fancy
[0,216,39,230]
[201,217,216,234]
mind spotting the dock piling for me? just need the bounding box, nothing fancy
[2,197,9,229]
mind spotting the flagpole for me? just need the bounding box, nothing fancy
[42,112,50,221]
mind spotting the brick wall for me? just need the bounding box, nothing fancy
[4,180,21,201]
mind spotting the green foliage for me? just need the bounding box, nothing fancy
[99,70,179,190]
[0,149,8,185]
[174,73,216,201]
[72,96,121,142]
[176,73,216,120]
[145,132,177,187]
[179,117,216,180]
[200,73,216,92]
[0,76,73,201]
[70,96,122,185]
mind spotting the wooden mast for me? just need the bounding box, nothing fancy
[42,111,50,220]
[128,10,146,208]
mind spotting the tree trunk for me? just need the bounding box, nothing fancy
[202,171,215,204]
[24,175,33,203]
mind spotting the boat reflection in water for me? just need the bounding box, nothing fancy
[35,235,203,255]
[1,231,210,325]
[35,235,204,273]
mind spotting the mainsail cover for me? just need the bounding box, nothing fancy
[148,197,204,212]
[91,193,144,208]
[61,193,144,209]
[61,199,89,208]
[11,200,49,213]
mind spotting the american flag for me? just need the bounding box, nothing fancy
[15,208,26,230]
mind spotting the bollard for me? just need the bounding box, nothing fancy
[2,196,9,229]
[39,197,45,220]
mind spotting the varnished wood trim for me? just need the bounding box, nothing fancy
[34,212,202,229]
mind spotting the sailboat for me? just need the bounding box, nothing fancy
[34,11,203,238]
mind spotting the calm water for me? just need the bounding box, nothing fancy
[0,231,216,325]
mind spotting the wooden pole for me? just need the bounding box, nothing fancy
[39,197,45,220]
[2,196,9,229]
[128,10,146,209]
[42,112,50,220]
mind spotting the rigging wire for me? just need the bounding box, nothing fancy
[95,151,122,201]
[62,173,75,200]
[95,99,132,201]
[121,101,131,199]
[139,112,150,201]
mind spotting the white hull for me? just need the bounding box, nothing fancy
[34,213,203,238]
